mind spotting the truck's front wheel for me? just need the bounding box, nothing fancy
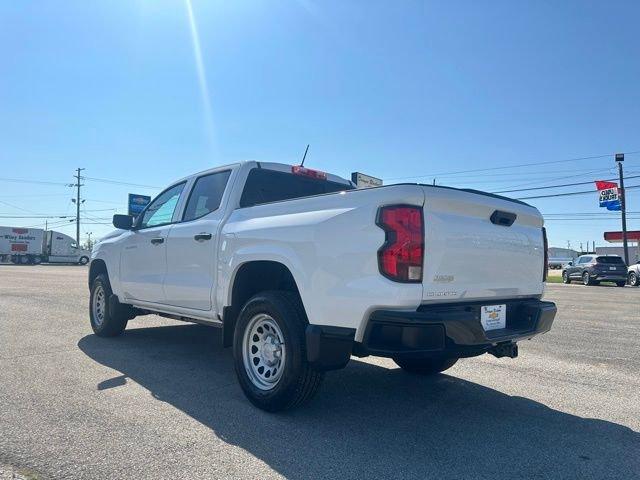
[90,274,128,337]
[393,357,458,375]
[233,291,324,412]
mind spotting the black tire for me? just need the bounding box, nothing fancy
[616,281,626,287]
[393,356,459,375]
[562,271,571,284]
[233,291,324,412]
[79,256,89,266]
[89,274,128,337]
[629,272,639,287]
[32,256,42,265]
[582,272,592,286]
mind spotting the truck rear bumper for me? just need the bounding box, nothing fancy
[305,298,556,370]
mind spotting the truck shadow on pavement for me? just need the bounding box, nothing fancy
[78,324,639,479]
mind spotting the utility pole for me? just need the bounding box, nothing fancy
[615,153,629,265]
[74,168,85,247]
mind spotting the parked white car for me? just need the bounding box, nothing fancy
[628,263,640,286]
[89,161,557,411]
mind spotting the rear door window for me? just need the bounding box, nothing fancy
[182,170,231,221]
[240,168,353,207]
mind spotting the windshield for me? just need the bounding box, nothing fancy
[596,256,624,264]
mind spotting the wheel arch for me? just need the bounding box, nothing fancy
[222,260,304,348]
[88,259,109,290]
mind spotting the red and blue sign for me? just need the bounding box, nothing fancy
[595,181,621,211]
[128,194,151,217]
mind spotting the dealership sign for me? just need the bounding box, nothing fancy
[351,172,383,189]
[595,181,621,211]
[128,194,151,217]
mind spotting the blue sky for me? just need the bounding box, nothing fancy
[1,0,639,248]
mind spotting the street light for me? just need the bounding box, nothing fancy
[615,153,629,265]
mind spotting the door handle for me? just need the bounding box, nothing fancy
[150,237,165,245]
[194,233,213,242]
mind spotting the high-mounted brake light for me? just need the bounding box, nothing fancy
[542,227,548,281]
[291,165,327,180]
[376,205,424,282]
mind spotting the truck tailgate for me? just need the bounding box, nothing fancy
[421,187,545,303]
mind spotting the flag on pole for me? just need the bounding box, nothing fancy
[595,180,621,211]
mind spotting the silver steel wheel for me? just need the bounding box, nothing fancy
[242,313,286,391]
[92,284,106,327]
[630,272,638,286]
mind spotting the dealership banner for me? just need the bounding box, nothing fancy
[128,194,151,217]
[595,181,621,211]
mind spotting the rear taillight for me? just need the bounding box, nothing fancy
[376,205,424,282]
[542,227,548,281]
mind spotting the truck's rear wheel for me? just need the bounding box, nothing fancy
[90,274,128,337]
[233,291,324,412]
[393,356,458,375]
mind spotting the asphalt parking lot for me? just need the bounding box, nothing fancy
[1,266,638,479]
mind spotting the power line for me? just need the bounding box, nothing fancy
[22,218,76,229]
[0,209,115,216]
[517,183,640,200]
[0,175,160,189]
[0,215,75,219]
[0,177,70,186]
[543,211,640,216]
[84,199,124,205]
[383,149,640,181]
[83,176,160,189]
[544,217,640,221]
[485,167,616,191]
[0,193,70,199]
[0,200,39,214]
[494,174,640,194]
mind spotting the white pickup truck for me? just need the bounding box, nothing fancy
[89,161,557,411]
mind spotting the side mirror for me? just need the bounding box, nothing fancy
[567,261,573,266]
[113,214,134,230]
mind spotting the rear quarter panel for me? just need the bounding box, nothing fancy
[219,185,425,340]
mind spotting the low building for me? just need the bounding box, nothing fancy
[595,245,639,264]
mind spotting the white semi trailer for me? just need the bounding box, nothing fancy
[0,226,91,265]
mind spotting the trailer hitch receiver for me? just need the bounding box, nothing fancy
[489,342,518,359]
